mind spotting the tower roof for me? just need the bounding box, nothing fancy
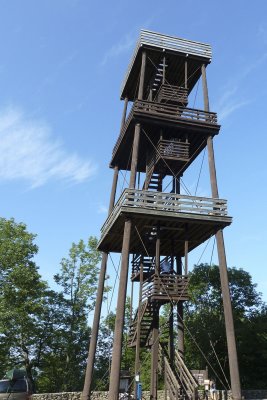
[120,29,212,100]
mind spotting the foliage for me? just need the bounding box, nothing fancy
[0,218,53,385]
[37,237,102,392]
[1,218,266,392]
[184,263,267,389]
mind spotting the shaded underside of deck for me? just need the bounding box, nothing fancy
[110,107,220,173]
[97,208,231,256]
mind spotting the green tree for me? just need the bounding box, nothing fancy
[184,263,267,389]
[0,217,54,385]
[40,237,102,392]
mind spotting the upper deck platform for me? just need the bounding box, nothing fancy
[121,30,212,100]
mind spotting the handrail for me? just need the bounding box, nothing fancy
[146,139,190,173]
[159,343,198,400]
[112,100,218,157]
[175,349,198,396]
[134,99,217,123]
[100,188,229,237]
[141,274,189,302]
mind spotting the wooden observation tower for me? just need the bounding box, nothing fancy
[83,30,242,400]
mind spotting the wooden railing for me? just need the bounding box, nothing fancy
[112,100,218,156]
[132,254,155,276]
[101,189,228,237]
[147,139,190,173]
[142,274,189,302]
[156,84,188,105]
[159,139,190,158]
[174,348,198,399]
[134,100,217,123]
[159,343,198,400]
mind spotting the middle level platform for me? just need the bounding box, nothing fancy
[97,188,232,256]
[110,99,220,173]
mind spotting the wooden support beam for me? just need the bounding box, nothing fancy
[108,116,141,400]
[168,305,174,363]
[134,261,143,397]
[138,51,147,100]
[108,219,132,400]
[163,55,166,84]
[129,124,141,189]
[120,97,128,131]
[150,225,161,400]
[82,166,119,400]
[203,63,241,400]
[176,255,184,358]
[150,310,159,400]
[185,60,188,89]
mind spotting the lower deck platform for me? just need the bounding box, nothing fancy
[97,189,232,256]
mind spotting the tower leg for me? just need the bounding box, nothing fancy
[202,64,241,400]
[82,253,108,400]
[150,225,161,400]
[134,262,143,397]
[216,230,241,400]
[150,312,159,400]
[168,305,174,362]
[109,116,141,399]
[108,219,132,400]
[176,256,184,358]
[82,166,119,400]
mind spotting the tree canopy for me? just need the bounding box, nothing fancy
[185,263,267,389]
[0,217,266,391]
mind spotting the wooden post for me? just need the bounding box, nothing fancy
[163,56,166,84]
[82,166,119,400]
[108,166,119,213]
[130,279,134,325]
[150,225,160,400]
[202,64,241,400]
[129,124,141,189]
[184,60,188,89]
[120,97,128,131]
[150,312,159,400]
[184,240,188,275]
[108,97,142,399]
[168,305,174,363]
[176,255,184,358]
[138,51,147,100]
[108,219,132,400]
[134,261,144,397]
[174,177,185,358]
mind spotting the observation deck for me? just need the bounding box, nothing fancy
[97,189,232,255]
[121,29,212,100]
[110,98,220,172]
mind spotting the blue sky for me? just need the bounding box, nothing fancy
[0,0,267,308]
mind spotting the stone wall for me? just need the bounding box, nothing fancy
[32,390,267,400]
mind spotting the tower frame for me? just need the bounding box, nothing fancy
[82,30,241,400]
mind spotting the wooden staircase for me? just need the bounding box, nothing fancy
[131,254,155,278]
[159,343,198,400]
[128,300,156,347]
